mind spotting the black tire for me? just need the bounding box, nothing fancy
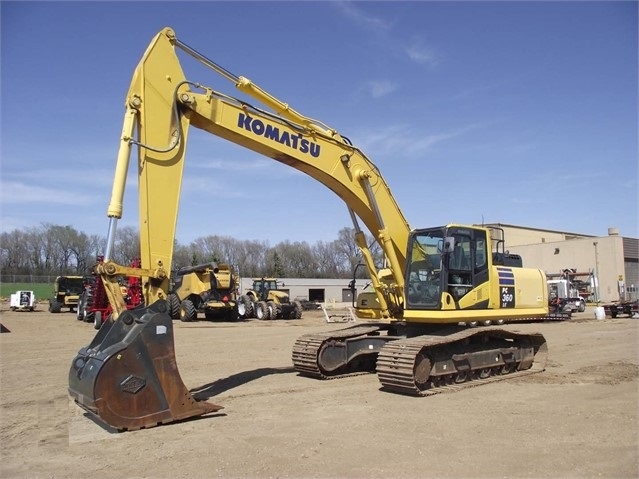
[84,310,95,323]
[93,311,102,330]
[237,295,253,319]
[255,301,268,320]
[578,301,586,313]
[167,294,181,319]
[49,300,62,313]
[267,301,278,320]
[76,294,85,320]
[292,300,303,319]
[180,299,197,322]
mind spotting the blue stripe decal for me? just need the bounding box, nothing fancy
[497,267,515,285]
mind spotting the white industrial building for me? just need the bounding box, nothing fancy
[486,224,638,304]
[239,225,638,305]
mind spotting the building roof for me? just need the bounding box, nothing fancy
[479,222,596,238]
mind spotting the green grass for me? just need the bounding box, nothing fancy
[0,283,53,301]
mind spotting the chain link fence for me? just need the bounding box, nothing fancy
[1,275,57,285]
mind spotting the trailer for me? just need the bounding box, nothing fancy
[602,300,639,318]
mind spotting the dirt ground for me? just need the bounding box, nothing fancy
[0,303,637,479]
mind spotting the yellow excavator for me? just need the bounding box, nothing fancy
[68,27,555,431]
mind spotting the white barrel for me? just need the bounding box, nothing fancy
[594,306,606,320]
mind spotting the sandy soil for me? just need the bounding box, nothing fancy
[1,304,637,479]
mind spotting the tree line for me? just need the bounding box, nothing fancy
[0,223,383,279]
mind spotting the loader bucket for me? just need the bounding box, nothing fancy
[68,301,222,431]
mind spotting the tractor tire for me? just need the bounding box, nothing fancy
[255,301,269,320]
[267,301,278,320]
[237,295,253,319]
[49,300,62,313]
[578,301,586,313]
[93,311,102,330]
[84,310,95,323]
[291,300,303,319]
[76,294,85,320]
[167,293,181,319]
[180,299,197,322]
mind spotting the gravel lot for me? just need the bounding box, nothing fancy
[1,304,637,478]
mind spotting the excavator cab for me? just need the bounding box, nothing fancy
[405,226,484,310]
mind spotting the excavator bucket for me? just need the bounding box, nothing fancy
[68,301,222,431]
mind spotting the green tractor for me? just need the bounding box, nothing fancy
[238,278,303,320]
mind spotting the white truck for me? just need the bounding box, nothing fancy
[547,279,586,313]
[10,291,36,311]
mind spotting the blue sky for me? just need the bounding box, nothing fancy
[2,1,637,245]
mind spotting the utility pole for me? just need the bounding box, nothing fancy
[593,242,600,303]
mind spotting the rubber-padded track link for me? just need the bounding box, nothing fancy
[292,325,383,379]
[376,327,547,396]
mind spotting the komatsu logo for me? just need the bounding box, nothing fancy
[237,113,321,158]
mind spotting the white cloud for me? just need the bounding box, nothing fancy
[2,165,114,182]
[367,80,398,99]
[404,38,440,67]
[0,181,96,205]
[356,122,484,156]
[333,3,441,69]
[333,1,393,31]
[0,215,32,232]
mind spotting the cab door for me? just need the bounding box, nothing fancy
[444,227,489,309]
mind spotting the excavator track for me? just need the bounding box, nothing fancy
[292,324,385,379]
[376,327,547,396]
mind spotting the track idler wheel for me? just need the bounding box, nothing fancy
[68,301,222,431]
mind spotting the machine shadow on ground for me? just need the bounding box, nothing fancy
[190,366,297,400]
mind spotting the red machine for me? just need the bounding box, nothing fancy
[77,257,143,329]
